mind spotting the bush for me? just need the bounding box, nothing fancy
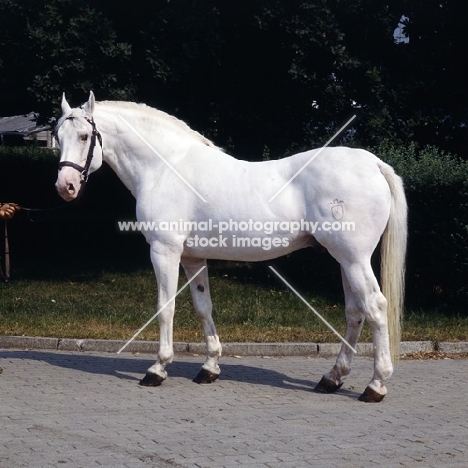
[373,141,468,310]
[2,144,467,311]
[0,146,141,278]
[0,146,59,205]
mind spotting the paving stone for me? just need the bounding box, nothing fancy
[0,349,467,467]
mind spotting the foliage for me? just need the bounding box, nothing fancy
[1,143,466,311]
[0,0,466,156]
[374,141,468,309]
[0,0,135,118]
[0,146,60,206]
[0,0,466,313]
[395,1,468,153]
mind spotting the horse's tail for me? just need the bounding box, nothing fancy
[377,160,408,365]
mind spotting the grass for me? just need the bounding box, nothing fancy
[1,263,467,344]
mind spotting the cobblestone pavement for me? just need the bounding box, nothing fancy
[1,349,467,467]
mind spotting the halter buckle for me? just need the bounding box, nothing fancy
[80,170,89,183]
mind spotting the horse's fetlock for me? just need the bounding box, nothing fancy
[157,347,174,364]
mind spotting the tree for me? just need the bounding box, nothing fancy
[395,0,467,155]
[1,0,465,156]
[0,0,134,118]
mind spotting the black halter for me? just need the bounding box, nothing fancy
[58,116,103,184]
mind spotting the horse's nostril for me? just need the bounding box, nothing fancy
[68,183,75,192]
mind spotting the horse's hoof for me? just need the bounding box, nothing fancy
[314,376,343,393]
[193,368,220,384]
[139,372,165,387]
[358,386,386,403]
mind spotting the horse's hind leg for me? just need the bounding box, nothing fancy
[317,261,393,402]
[181,257,222,384]
[315,267,364,394]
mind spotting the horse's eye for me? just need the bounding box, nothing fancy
[80,134,89,142]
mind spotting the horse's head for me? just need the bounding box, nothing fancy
[55,92,103,201]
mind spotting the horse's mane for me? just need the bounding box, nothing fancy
[99,101,220,150]
[56,100,220,150]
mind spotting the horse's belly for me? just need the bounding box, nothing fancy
[181,234,314,261]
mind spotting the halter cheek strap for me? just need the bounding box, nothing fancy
[58,116,103,184]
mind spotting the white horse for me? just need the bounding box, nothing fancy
[55,92,407,402]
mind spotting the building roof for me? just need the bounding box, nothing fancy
[0,112,51,136]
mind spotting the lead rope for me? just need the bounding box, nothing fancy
[0,114,102,281]
[0,203,17,282]
[0,202,71,282]
[1,219,10,282]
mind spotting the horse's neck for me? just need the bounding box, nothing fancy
[95,104,187,197]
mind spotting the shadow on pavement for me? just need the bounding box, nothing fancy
[0,350,361,399]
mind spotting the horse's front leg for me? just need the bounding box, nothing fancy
[181,257,222,384]
[139,242,181,387]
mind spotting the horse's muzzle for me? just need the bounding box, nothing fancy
[55,168,81,201]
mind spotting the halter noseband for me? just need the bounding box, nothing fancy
[58,116,103,183]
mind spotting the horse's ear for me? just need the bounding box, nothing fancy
[82,91,95,115]
[61,93,72,116]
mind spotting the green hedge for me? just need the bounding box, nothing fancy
[1,144,467,310]
[0,146,59,206]
[0,146,142,277]
[373,141,468,310]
